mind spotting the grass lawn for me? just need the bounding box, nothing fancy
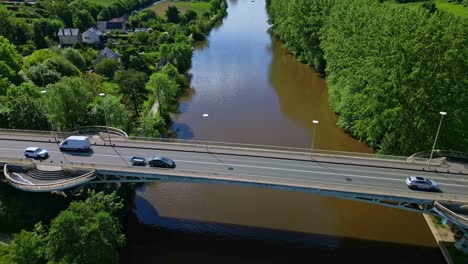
[147,1,211,18]
[86,0,118,7]
[385,0,468,18]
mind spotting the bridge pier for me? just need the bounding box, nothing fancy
[455,232,468,255]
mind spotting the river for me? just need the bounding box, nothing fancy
[121,0,444,263]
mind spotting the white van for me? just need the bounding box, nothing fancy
[59,136,91,151]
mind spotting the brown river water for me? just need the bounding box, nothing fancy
[121,0,444,263]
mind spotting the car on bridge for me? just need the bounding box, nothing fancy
[406,176,440,192]
[130,156,147,166]
[24,147,49,159]
[148,156,176,168]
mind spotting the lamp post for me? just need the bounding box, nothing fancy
[311,120,319,158]
[427,111,447,168]
[40,90,57,143]
[202,113,209,152]
[99,93,112,145]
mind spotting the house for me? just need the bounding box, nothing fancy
[57,28,82,47]
[96,16,127,33]
[82,28,103,44]
[93,47,120,67]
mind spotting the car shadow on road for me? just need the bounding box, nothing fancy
[60,149,94,157]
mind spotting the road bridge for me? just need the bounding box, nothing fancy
[0,128,467,248]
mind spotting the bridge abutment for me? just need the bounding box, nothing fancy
[455,233,468,255]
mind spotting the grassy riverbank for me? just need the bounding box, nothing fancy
[86,0,119,7]
[148,1,211,18]
[385,0,468,18]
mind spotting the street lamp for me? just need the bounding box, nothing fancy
[202,113,209,152]
[311,120,319,158]
[427,111,447,168]
[99,93,112,145]
[40,90,57,143]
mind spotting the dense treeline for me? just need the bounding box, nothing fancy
[268,0,467,155]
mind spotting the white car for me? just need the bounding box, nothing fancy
[406,176,439,192]
[24,147,49,159]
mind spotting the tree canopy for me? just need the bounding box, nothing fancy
[268,0,467,155]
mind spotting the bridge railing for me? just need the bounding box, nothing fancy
[0,126,128,140]
[434,202,468,229]
[0,128,436,164]
[122,136,430,163]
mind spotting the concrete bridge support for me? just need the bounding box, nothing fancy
[455,233,468,255]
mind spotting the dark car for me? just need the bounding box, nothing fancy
[148,156,176,168]
[130,156,147,166]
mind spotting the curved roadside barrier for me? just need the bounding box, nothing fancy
[410,150,468,163]
[75,126,128,138]
[3,164,96,192]
[434,201,468,229]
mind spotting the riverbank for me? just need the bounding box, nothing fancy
[424,214,468,264]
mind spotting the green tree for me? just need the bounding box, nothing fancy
[90,95,130,132]
[0,36,22,83]
[134,114,165,137]
[185,9,198,22]
[114,70,148,118]
[0,8,13,40]
[97,8,111,21]
[33,18,64,49]
[45,77,93,130]
[23,49,59,70]
[9,223,47,264]
[45,193,125,264]
[44,57,81,77]
[73,10,95,31]
[146,72,178,117]
[26,64,62,87]
[166,6,181,23]
[94,58,119,78]
[62,48,86,71]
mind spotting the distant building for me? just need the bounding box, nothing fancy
[57,28,82,47]
[93,47,120,67]
[82,28,103,44]
[97,16,127,33]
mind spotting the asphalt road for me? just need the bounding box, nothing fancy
[1,138,468,201]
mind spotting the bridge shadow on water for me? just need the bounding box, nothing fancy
[121,195,445,264]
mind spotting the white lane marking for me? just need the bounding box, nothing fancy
[12,173,33,185]
[160,167,468,199]
[174,159,468,188]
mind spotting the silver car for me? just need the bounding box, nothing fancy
[24,147,49,159]
[406,176,439,192]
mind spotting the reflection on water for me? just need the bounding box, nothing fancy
[123,0,443,262]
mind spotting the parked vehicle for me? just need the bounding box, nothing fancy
[24,147,49,159]
[130,156,147,166]
[406,176,439,191]
[59,136,91,151]
[148,156,176,168]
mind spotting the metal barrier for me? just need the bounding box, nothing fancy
[434,202,468,228]
[123,136,430,164]
[76,126,128,138]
